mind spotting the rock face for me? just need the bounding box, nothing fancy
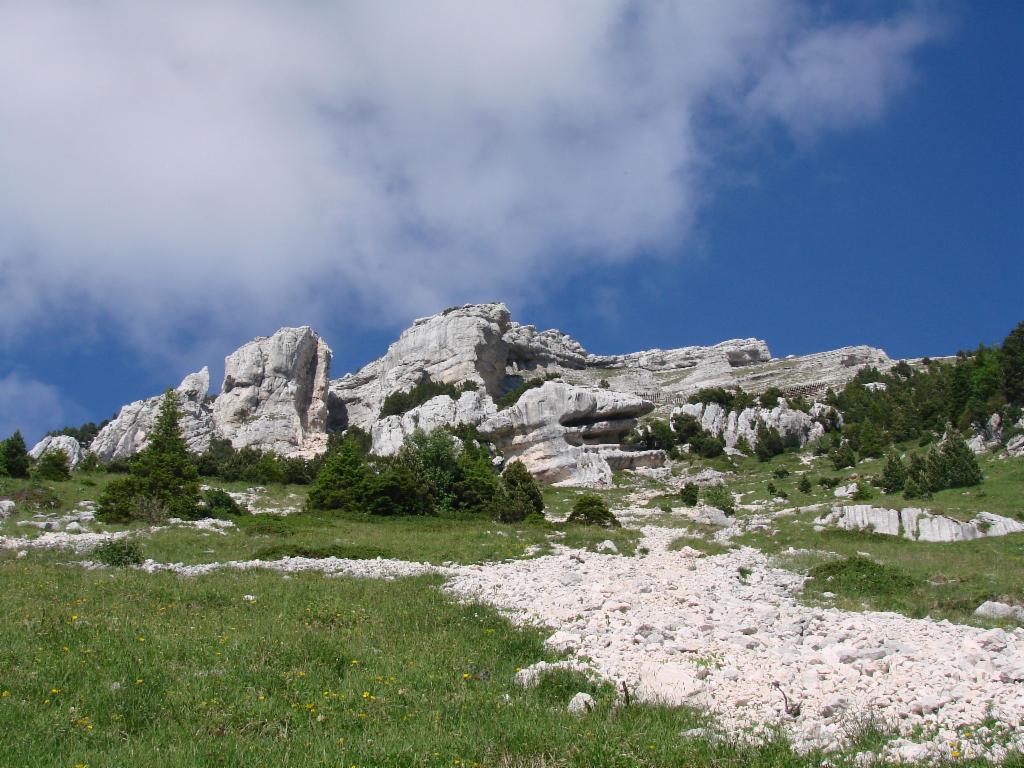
[29,435,85,469]
[90,368,215,461]
[332,304,512,431]
[478,381,664,485]
[87,302,901,483]
[672,400,834,450]
[212,327,333,457]
[815,505,1024,542]
[371,390,498,456]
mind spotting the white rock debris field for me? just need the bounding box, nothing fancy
[5,509,1022,762]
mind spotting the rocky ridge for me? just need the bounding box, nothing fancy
[70,302,897,482]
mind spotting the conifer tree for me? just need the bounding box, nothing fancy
[1003,320,1024,406]
[97,391,200,521]
[0,430,30,478]
[879,452,907,493]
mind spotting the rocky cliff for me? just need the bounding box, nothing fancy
[88,302,895,484]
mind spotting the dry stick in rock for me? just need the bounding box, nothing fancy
[772,681,802,717]
[621,681,631,707]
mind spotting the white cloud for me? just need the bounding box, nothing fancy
[0,1,941,359]
[0,373,80,444]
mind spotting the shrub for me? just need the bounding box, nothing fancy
[759,387,783,409]
[92,540,144,567]
[690,431,725,458]
[498,460,544,522]
[598,379,610,389]
[734,436,752,455]
[202,488,248,518]
[34,449,71,481]
[0,430,30,478]
[497,374,559,410]
[771,467,790,479]
[679,482,699,506]
[379,378,473,419]
[797,476,813,494]
[851,481,874,501]
[567,493,620,528]
[817,476,841,489]
[702,485,735,516]
[766,481,778,497]
[754,425,785,462]
[688,387,741,410]
[243,515,304,536]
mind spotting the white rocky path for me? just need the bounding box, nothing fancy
[445,526,1024,761]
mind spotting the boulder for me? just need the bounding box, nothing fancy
[1007,434,1024,458]
[212,327,332,457]
[567,692,596,714]
[90,368,215,461]
[29,434,84,470]
[974,601,1024,623]
[370,390,497,456]
[478,382,662,485]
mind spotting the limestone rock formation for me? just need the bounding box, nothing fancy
[29,435,85,470]
[478,381,664,485]
[90,368,214,461]
[673,400,834,451]
[815,505,1024,542]
[371,390,497,456]
[332,303,511,431]
[212,326,332,457]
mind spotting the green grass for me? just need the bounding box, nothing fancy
[667,536,731,556]
[0,556,852,768]
[736,509,1024,625]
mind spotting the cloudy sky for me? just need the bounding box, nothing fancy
[1,1,1021,441]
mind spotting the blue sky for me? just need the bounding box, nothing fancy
[0,1,1021,442]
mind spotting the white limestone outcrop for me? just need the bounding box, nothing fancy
[29,434,85,469]
[370,390,498,456]
[672,400,833,451]
[478,381,663,485]
[212,326,332,457]
[90,368,214,461]
[815,505,1024,542]
[332,303,511,431]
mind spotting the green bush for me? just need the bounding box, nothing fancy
[759,387,783,409]
[34,449,71,481]
[851,481,874,501]
[702,485,735,516]
[202,488,248,518]
[92,540,144,567]
[771,467,790,479]
[380,378,473,419]
[493,460,545,523]
[242,515,304,536]
[754,425,785,462]
[679,482,699,506]
[567,493,620,528]
[496,374,560,410]
[797,476,813,494]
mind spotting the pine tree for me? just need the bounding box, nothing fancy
[797,475,813,494]
[307,437,371,512]
[1,430,30,478]
[830,440,857,470]
[879,452,907,493]
[502,461,544,517]
[97,391,200,521]
[939,432,983,488]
